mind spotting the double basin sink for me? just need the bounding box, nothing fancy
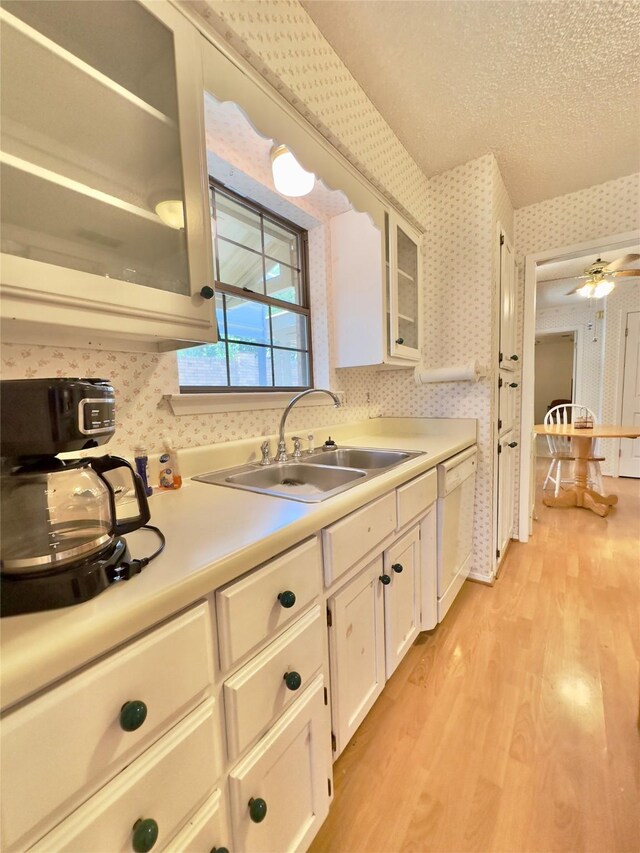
[194,447,425,503]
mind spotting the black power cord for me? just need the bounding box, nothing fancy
[109,525,166,583]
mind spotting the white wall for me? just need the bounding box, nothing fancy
[534,337,574,424]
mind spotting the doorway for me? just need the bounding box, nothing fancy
[534,330,576,457]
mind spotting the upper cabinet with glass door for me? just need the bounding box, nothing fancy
[387,212,421,362]
[0,0,216,351]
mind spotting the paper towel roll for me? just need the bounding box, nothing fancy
[414,361,485,385]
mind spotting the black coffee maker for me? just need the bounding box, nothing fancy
[1,378,154,616]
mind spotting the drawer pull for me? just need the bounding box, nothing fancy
[391,563,403,573]
[120,700,148,732]
[379,574,391,586]
[132,818,158,852]
[284,671,302,691]
[248,797,268,823]
[277,590,296,608]
[210,848,229,853]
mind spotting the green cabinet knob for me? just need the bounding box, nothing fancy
[284,671,302,691]
[200,285,215,300]
[508,441,518,448]
[132,818,158,852]
[277,590,296,608]
[379,574,391,585]
[210,848,229,853]
[120,700,148,732]
[391,563,403,573]
[248,797,267,823]
[509,382,519,388]
[395,337,404,345]
[509,354,519,361]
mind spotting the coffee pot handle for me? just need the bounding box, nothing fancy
[89,455,151,535]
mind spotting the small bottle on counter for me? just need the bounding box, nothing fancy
[158,436,182,490]
[134,445,153,497]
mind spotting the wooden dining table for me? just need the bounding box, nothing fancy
[535,424,640,517]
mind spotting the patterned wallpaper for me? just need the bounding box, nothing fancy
[187,0,430,228]
[513,172,640,528]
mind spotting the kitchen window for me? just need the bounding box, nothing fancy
[178,183,312,391]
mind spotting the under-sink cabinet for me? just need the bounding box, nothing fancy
[0,0,216,351]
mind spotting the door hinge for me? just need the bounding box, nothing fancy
[328,778,332,797]
[619,447,622,457]
[498,418,502,430]
[326,606,333,627]
[496,548,501,559]
[625,326,629,337]
[323,686,328,706]
[331,732,337,752]
[499,351,503,363]
[500,234,505,246]
[498,376,503,388]
[498,443,502,454]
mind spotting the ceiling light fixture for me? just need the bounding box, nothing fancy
[270,145,315,197]
[576,277,615,299]
[154,199,185,230]
[577,280,595,298]
[593,279,615,298]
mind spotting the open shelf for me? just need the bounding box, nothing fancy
[397,267,416,284]
[0,9,181,206]
[397,313,416,323]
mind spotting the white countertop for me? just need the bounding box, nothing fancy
[0,417,476,711]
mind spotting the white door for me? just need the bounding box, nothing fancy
[327,557,386,757]
[620,311,640,478]
[383,526,421,677]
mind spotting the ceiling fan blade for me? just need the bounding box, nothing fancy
[604,253,640,272]
[611,269,640,278]
[565,286,581,295]
[540,274,589,285]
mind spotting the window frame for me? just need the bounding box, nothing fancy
[179,179,314,393]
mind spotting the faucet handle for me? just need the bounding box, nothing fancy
[291,436,303,459]
[259,440,272,466]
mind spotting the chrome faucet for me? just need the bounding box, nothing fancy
[275,389,341,462]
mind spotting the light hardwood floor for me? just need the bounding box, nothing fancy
[311,465,640,853]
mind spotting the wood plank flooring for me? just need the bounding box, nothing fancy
[311,466,640,853]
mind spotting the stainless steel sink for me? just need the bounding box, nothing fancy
[305,448,416,469]
[193,446,425,503]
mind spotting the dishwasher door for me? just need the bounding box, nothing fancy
[437,448,477,621]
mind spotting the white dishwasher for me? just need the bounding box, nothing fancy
[437,446,477,622]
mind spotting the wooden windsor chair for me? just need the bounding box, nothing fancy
[543,403,604,496]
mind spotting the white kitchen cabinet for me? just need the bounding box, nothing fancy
[0,0,216,351]
[327,556,387,757]
[228,675,332,853]
[498,230,518,371]
[497,430,517,562]
[383,526,421,677]
[165,788,231,853]
[498,372,519,435]
[330,208,422,368]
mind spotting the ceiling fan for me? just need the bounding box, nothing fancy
[560,253,640,299]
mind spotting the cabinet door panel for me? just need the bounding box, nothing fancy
[328,558,386,756]
[389,213,421,361]
[499,232,517,370]
[497,431,515,559]
[165,789,231,853]
[384,526,421,676]
[228,676,331,853]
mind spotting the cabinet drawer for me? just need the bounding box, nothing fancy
[224,606,324,760]
[1,602,214,852]
[229,675,331,853]
[217,538,322,672]
[165,789,231,853]
[323,492,397,586]
[397,468,437,528]
[32,700,219,852]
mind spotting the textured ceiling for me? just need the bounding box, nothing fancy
[301,0,640,207]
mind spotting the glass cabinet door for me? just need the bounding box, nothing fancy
[0,0,211,299]
[389,215,421,360]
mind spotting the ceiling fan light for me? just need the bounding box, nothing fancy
[577,281,595,298]
[593,279,615,298]
[271,145,315,197]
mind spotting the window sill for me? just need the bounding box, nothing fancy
[164,390,345,416]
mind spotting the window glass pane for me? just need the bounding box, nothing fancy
[228,343,273,387]
[264,220,299,267]
[177,341,227,387]
[218,238,265,292]
[265,261,301,304]
[271,308,307,350]
[215,292,225,337]
[225,295,270,345]
[215,193,262,252]
[273,349,309,387]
